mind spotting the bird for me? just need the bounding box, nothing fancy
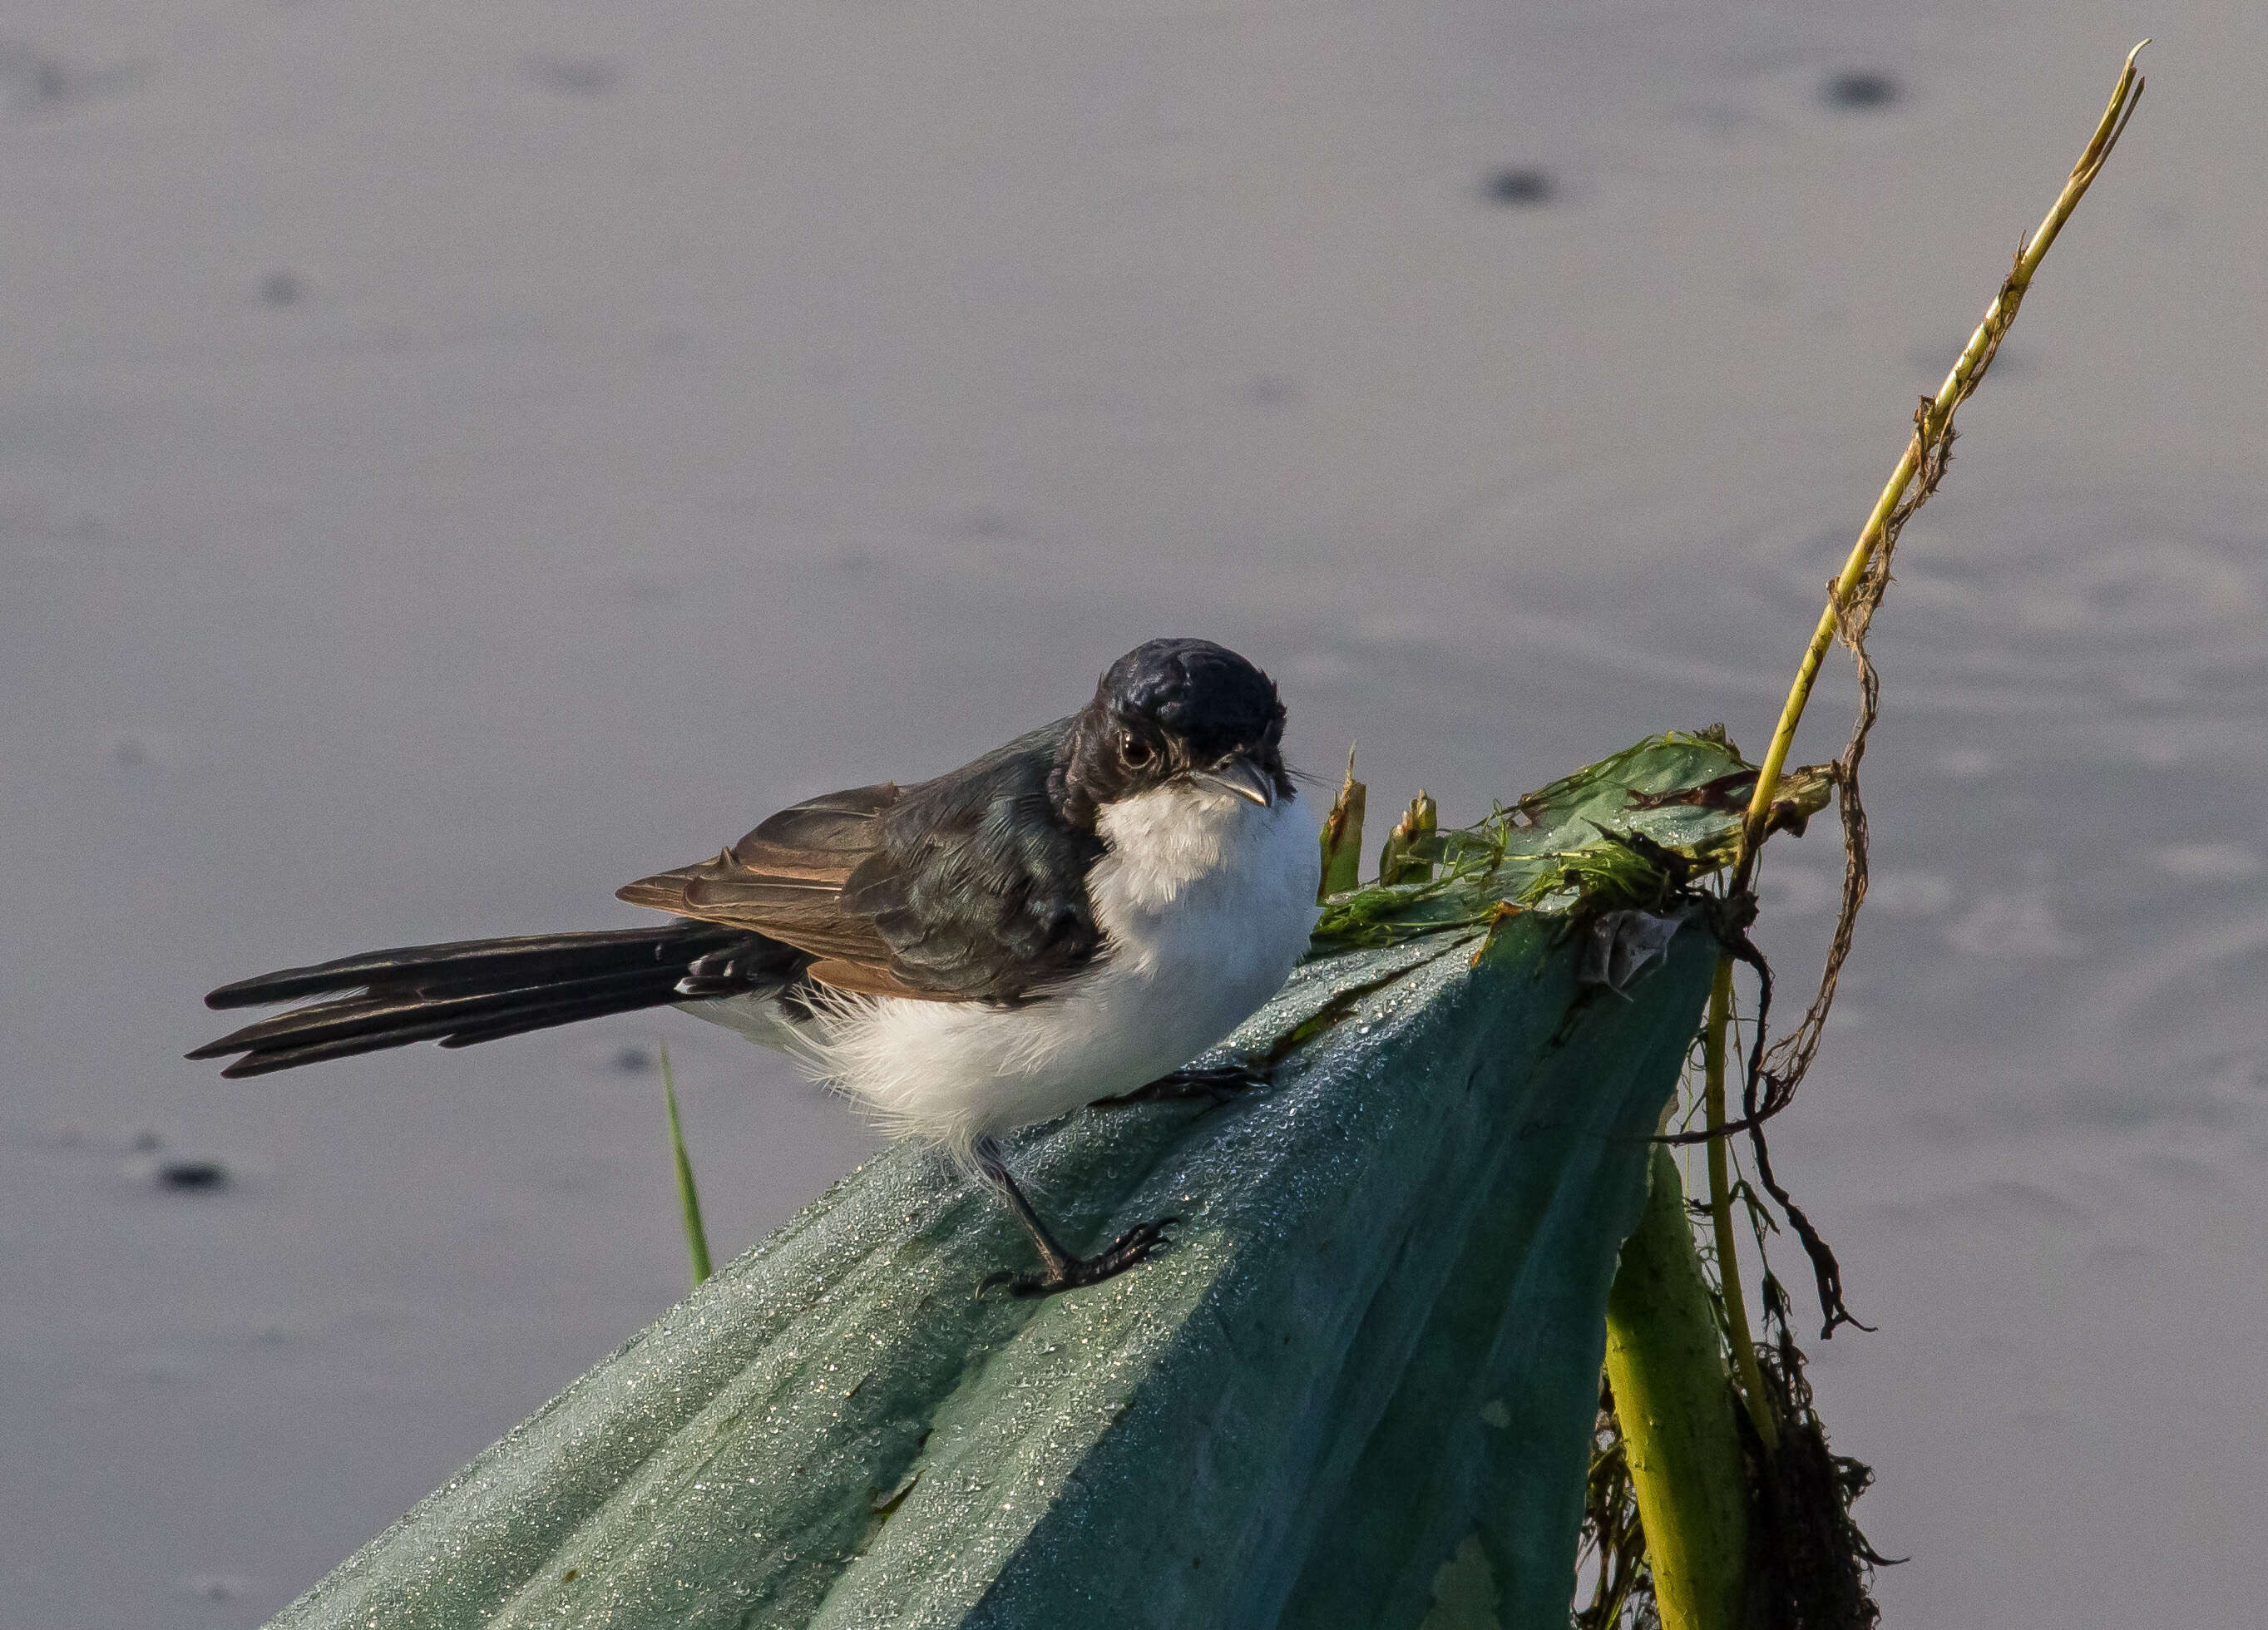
[190,638,1320,1295]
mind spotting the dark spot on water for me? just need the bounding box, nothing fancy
[525,55,622,97]
[1482,167,1554,206]
[1248,373,1299,408]
[562,1568,580,1583]
[0,46,142,117]
[1823,71,1900,111]
[259,269,303,308]
[130,1129,163,1153]
[178,1574,252,1602]
[610,574,679,608]
[944,506,1020,542]
[158,1159,228,1191]
[612,1045,654,1074]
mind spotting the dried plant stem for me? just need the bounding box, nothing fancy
[1317,744,1367,901]
[1732,40,2147,886]
[1703,954,1777,1453]
[1693,40,2147,1345]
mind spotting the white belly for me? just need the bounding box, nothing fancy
[691,783,1319,1153]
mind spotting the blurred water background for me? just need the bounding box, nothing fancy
[3,2,2262,1624]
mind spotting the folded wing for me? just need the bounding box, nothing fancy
[617,724,1104,1005]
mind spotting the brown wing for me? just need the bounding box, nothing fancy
[616,782,943,999]
[619,720,1101,1006]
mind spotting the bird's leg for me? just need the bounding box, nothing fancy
[1092,1060,1272,1109]
[972,1137,1176,1298]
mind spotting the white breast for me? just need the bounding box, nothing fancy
[746,783,1320,1154]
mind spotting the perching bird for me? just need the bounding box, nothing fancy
[191,639,1319,1295]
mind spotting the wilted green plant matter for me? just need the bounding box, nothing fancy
[1311,730,1829,952]
[1316,744,1367,900]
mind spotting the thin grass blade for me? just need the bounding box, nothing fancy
[660,1043,714,1286]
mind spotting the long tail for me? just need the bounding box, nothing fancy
[190,921,798,1078]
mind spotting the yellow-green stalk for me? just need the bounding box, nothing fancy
[1605,1146,1752,1630]
[1704,956,1776,1451]
[1703,32,2145,1443]
[1608,46,2147,1625]
[1735,41,2147,880]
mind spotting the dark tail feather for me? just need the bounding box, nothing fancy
[190,921,794,1079]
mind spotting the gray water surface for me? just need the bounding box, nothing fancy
[4,2,2264,1625]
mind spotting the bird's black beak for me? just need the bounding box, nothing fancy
[1189,753,1276,808]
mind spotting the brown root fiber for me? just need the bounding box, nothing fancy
[1741,1275,1899,1630]
[1579,1284,1896,1630]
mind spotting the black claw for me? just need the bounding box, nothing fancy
[982,1217,1181,1299]
[1097,1062,1272,1109]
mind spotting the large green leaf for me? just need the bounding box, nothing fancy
[270,733,1806,1630]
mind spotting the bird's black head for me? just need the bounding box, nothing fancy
[1052,638,1292,828]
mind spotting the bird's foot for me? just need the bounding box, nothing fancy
[980,1217,1179,1299]
[1095,1062,1272,1109]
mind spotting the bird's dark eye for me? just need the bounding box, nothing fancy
[1119,732,1154,767]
